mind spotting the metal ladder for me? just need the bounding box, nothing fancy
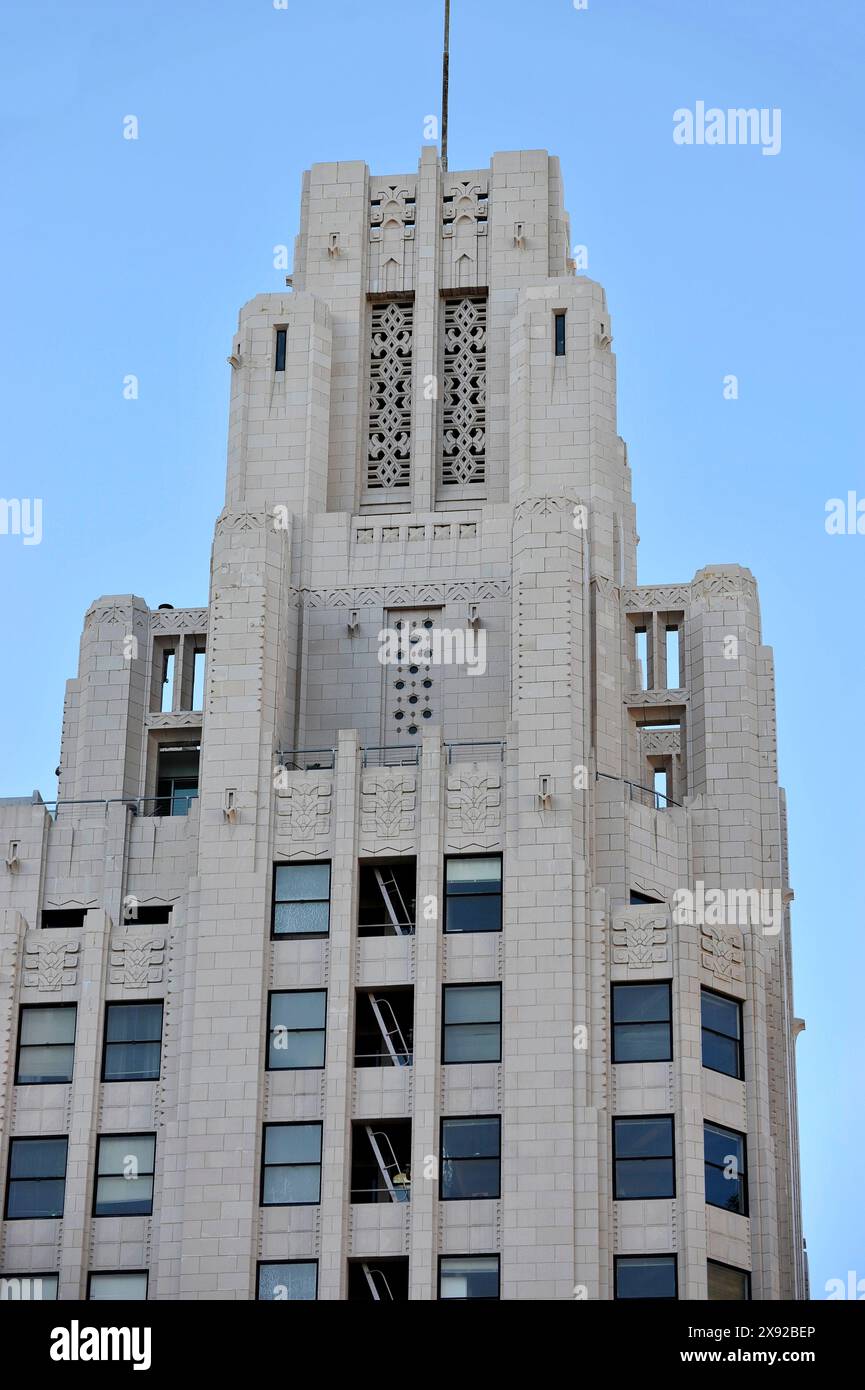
[362,1264,395,1301]
[374,867,413,936]
[365,1125,410,1203]
[368,993,412,1067]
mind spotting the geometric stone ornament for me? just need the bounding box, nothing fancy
[23,938,80,991]
[361,773,416,836]
[611,906,670,969]
[109,936,166,988]
[276,776,333,841]
[700,924,745,983]
[446,769,502,833]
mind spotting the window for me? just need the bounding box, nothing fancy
[611,984,671,1063]
[440,1116,501,1200]
[125,905,172,925]
[443,985,501,1064]
[5,1137,68,1219]
[257,1261,317,1301]
[16,1005,76,1084]
[701,989,744,1080]
[275,327,287,373]
[0,1273,58,1300]
[707,1261,751,1300]
[262,1123,322,1206]
[704,1123,748,1215]
[554,310,566,356]
[444,856,502,934]
[629,891,661,906]
[88,1272,148,1300]
[41,908,85,929]
[439,1255,500,1300]
[160,649,176,712]
[354,989,413,1067]
[348,1257,409,1301]
[272,862,330,937]
[350,1121,411,1203]
[615,1256,677,1300]
[358,859,416,936]
[155,743,199,816]
[94,1135,155,1216]
[665,625,681,686]
[267,991,326,1070]
[103,1002,163,1082]
[613,1117,675,1199]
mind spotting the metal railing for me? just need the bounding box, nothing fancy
[444,739,506,764]
[274,747,336,772]
[595,770,681,809]
[361,745,420,768]
[34,796,201,822]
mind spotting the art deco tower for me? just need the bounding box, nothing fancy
[0,146,805,1301]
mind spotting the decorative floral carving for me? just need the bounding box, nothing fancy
[701,925,745,983]
[297,580,508,609]
[447,771,501,832]
[361,774,416,835]
[109,936,165,988]
[612,909,670,968]
[623,586,690,612]
[276,777,332,841]
[23,939,79,991]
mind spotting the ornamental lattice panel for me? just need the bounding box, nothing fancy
[442,295,487,485]
[367,300,413,489]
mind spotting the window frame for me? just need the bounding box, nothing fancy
[256,1259,318,1301]
[92,1132,156,1218]
[701,987,744,1080]
[260,1122,323,1208]
[441,983,502,1065]
[438,1253,500,1301]
[612,1114,676,1201]
[101,1000,164,1083]
[15,1002,77,1085]
[4,1136,68,1220]
[614,1254,678,1300]
[554,310,567,357]
[0,1271,59,1301]
[704,1121,749,1217]
[439,1115,501,1202]
[87,1270,149,1301]
[270,861,332,940]
[707,1259,752,1301]
[443,853,503,936]
[274,327,287,373]
[610,982,673,1064]
[265,989,327,1071]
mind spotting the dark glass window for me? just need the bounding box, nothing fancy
[439,1255,500,1300]
[94,1135,155,1216]
[41,908,85,929]
[275,328,287,372]
[257,1261,317,1301]
[554,311,566,356]
[444,856,502,934]
[440,1117,500,1200]
[443,985,501,1063]
[154,743,199,817]
[707,1260,751,1300]
[5,1137,68,1219]
[267,991,326,1069]
[613,1116,675,1199]
[262,1123,322,1206]
[103,1003,163,1082]
[16,1005,76,1084]
[615,1255,677,1300]
[701,989,744,1079]
[704,1123,748,1215]
[611,983,672,1063]
[272,863,331,937]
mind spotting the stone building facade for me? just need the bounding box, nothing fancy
[0,147,805,1301]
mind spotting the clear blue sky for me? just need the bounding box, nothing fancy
[1,0,862,1298]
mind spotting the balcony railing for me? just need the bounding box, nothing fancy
[595,770,681,809]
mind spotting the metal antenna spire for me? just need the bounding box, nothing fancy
[441,0,451,171]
